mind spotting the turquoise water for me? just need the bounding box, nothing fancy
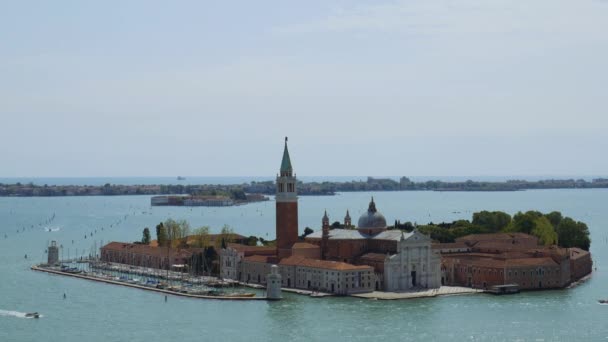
[1,189,607,341]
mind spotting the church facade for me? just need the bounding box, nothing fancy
[219,138,441,294]
[306,200,441,291]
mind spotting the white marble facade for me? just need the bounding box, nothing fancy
[384,230,441,291]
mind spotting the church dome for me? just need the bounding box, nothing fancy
[357,197,387,229]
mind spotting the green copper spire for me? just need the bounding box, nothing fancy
[280,137,293,174]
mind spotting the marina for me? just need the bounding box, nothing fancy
[31,264,267,300]
[31,260,271,301]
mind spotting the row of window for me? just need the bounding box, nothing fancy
[456,267,561,278]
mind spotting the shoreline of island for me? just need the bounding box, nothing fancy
[1,176,607,199]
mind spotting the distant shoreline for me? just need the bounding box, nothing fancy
[1,177,607,197]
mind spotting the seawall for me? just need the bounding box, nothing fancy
[31,265,271,301]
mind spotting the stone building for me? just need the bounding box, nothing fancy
[220,243,276,280]
[569,247,593,281]
[382,231,442,291]
[439,233,591,290]
[100,242,202,270]
[238,255,374,295]
[306,199,442,291]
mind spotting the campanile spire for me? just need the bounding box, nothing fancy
[280,136,293,177]
[276,137,298,259]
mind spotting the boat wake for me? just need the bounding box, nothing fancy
[0,309,42,319]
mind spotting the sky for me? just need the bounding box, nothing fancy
[1,0,607,178]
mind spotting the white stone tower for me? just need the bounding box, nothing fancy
[266,265,282,300]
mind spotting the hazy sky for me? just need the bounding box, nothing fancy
[1,1,607,178]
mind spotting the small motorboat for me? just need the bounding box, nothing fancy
[25,312,40,318]
[598,299,608,304]
[221,292,255,298]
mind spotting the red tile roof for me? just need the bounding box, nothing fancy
[243,255,273,263]
[101,242,196,258]
[291,242,320,249]
[457,233,536,242]
[226,243,276,256]
[432,242,470,250]
[149,233,248,247]
[505,257,558,267]
[279,256,372,271]
[569,248,590,260]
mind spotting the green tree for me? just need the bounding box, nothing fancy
[164,218,191,247]
[472,211,511,232]
[531,217,558,246]
[192,226,211,248]
[451,225,487,238]
[246,236,258,246]
[230,188,247,201]
[303,227,314,236]
[218,224,235,248]
[156,222,168,247]
[545,211,563,228]
[417,224,455,243]
[507,211,543,234]
[141,227,151,245]
[556,217,591,250]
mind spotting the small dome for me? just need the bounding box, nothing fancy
[357,197,387,229]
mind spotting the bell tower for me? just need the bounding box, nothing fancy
[344,210,352,228]
[276,137,299,259]
[322,210,330,260]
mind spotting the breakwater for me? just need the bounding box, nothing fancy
[31,265,271,301]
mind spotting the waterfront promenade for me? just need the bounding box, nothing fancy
[351,286,483,300]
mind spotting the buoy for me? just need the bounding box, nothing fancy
[63,293,66,299]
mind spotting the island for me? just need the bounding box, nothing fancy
[2,177,608,199]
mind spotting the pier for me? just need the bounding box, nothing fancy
[31,264,273,301]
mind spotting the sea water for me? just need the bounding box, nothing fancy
[1,189,607,341]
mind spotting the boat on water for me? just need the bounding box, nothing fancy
[598,299,608,304]
[206,281,232,288]
[310,292,325,298]
[221,292,255,298]
[177,176,186,181]
[25,312,40,318]
[61,267,82,274]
